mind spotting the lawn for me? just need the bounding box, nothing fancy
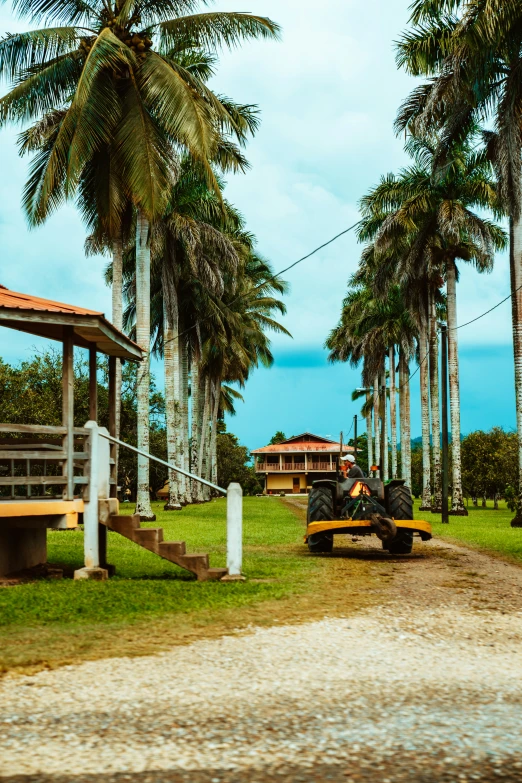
[0,497,378,674]
[3,494,520,676]
[414,498,522,563]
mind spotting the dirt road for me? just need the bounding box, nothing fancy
[2,500,522,783]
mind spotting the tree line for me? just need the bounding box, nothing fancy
[0,350,259,498]
[0,0,286,517]
[327,2,522,521]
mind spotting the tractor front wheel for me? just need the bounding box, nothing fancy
[307,487,334,554]
[308,533,334,553]
[384,484,414,555]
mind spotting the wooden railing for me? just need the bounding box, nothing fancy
[0,424,92,500]
[256,461,335,472]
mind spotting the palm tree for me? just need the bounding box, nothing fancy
[359,134,506,514]
[327,271,417,484]
[351,388,374,475]
[396,1,522,520]
[0,0,280,518]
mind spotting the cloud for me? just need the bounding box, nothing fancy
[0,0,516,442]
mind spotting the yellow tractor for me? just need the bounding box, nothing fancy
[305,477,432,555]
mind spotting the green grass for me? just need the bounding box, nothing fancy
[4,493,520,675]
[0,497,382,674]
[0,498,319,629]
[415,498,522,563]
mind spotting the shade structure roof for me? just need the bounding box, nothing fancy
[0,285,142,361]
[252,433,354,455]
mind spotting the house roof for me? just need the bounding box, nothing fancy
[252,432,355,455]
[0,285,142,361]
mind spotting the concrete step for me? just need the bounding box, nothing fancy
[205,568,228,581]
[179,553,210,579]
[107,515,141,538]
[133,527,164,552]
[104,517,222,581]
[158,541,187,559]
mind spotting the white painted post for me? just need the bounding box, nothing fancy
[224,482,244,581]
[74,421,110,580]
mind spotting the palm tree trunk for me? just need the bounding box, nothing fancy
[111,237,123,485]
[373,374,381,479]
[399,347,412,489]
[134,210,155,521]
[429,289,442,513]
[209,379,220,488]
[180,335,191,504]
[190,358,200,502]
[194,374,209,502]
[198,375,211,477]
[510,217,522,525]
[446,260,467,516]
[389,346,398,479]
[419,315,432,511]
[163,296,181,511]
[382,363,389,480]
[365,390,373,476]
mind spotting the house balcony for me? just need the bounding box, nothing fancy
[255,461,336,473]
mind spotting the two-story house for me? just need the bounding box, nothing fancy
[252,432,353,495]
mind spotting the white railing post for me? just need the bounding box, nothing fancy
[222,482,244,581]
[74,421,110,581]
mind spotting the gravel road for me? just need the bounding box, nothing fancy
[2,532,522,782]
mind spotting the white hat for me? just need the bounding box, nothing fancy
[341,454,355,463]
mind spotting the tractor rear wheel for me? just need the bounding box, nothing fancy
[307,487,334,554]
[384,484,414,555]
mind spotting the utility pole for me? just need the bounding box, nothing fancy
[353,414,358,464]
[440,323,449,524]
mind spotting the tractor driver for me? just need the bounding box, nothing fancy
[340,454,365,479]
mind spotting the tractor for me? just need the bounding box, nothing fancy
[305,475,432,555]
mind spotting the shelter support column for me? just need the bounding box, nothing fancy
[89,346,98,422]
[62,327,75,501]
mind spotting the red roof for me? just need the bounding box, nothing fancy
[0,285,102,316]
[252,432,354,455]
[0,285,142,361]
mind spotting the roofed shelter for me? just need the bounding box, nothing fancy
[0,285,142,578]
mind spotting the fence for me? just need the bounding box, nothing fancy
[0,423,92,500]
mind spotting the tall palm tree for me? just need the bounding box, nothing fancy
[359,134,506,514]
[0,0,280,518]
[327,271,417,484]
[396,0,522,520]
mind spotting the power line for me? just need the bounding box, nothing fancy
[399,281,522,383]
[163,221,361,348]
[452,282,522,330]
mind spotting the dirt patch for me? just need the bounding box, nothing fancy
[282,495,522,616]
[3,498,522,781]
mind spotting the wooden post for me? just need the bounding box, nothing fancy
[74,422,109,580]
[100,356,119,572]
[223,483,244,581]
[89,346,98,423]
[62,327,74,501]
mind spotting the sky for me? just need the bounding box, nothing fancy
[0,0,516,451]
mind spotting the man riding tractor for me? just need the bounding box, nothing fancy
[305,456,432,556]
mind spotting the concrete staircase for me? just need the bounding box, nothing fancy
[99,501,228,582]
